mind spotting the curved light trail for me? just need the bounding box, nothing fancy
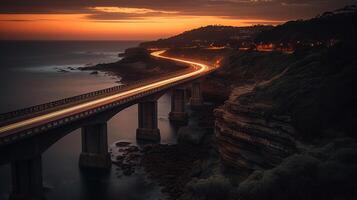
[0,51,212,135]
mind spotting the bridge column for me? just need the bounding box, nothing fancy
[10,156,43,200]
[136,100,161,141]
[79,122,111,169]
[189,82,203,107]
[169,87,188,123]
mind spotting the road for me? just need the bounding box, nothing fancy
[0,50,212,136]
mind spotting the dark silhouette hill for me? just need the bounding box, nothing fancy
[255,5,357,44]
[140,25,273,48]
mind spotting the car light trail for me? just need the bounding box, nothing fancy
[0,51,212,135]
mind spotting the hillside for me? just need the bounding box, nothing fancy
[80,6,357,200]
[154,6,357,200]
[255,5,357,44]
[140,25,273,48]
[141,6,357,51]
[81,47,187,82]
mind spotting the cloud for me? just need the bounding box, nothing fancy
[0,0,356,21]
[89,7,178,14]
[85,6,180,20]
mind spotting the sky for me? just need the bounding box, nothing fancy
[0,0,356,40]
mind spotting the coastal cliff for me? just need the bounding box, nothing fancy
[214,40,357,169]
[78,7,357,199]
[214,86,297,174]
[164,41,357,200]
[109,35,357,199]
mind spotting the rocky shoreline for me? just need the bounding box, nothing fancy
[81,47,187,84]
[108,102,221,199]
[142,143,212,199]
[110,141,219,199]
[160,44,357,199]
[90,41,357,200]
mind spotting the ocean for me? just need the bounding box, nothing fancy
[0,41,177,200]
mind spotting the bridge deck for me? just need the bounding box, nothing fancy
[0,51,216,144]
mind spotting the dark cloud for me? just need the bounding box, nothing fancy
[0,0,356,20]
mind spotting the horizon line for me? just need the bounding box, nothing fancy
[0,39,149,42]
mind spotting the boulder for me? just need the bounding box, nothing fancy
[178,126,206,145]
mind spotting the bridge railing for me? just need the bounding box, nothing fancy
[0,65,206,124]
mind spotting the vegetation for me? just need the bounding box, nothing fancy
[119,6,357,200]
[140,25,272,48]
[255,5,357,44]
[82,47,186,83]
[238,41,357,139]
[237,138,357,200]
[168,5,357,140]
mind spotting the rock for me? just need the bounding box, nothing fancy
[126,146,139,153]
[123,168,134,176]
[141,144,208,199]
[57,69,69,73]
[142,144,155,152]
[164,175,176,179]
[116,155,124,161]
[90,71,98,75]
[215,86,298,174]
[115,141,131,147]
[121,47,150,63]
[177,126,206,145]
[190,162,202,177]
[110,141,143,176]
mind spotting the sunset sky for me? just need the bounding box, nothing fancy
[0,0,355,40]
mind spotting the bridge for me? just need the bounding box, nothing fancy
[0,50,216,200]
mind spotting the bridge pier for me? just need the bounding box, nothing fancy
[136,100,160,141]
[79,122,111,169]
[10,156,43,200]
[169,87,188,123]
[189,82,203,107]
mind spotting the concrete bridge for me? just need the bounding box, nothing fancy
[0,51,216,200]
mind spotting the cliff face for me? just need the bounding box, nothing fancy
[215,85,297,175]
[214,41,357,175]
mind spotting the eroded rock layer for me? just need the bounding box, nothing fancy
[215,86,297,174]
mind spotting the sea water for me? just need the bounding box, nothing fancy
[0,41,177,200]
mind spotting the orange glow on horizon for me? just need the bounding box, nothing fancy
[0,14,284,40]
[90,7,179,14]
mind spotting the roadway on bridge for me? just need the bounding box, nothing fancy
[0,51,212,136]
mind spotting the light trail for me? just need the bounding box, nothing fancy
[0,51,212,135]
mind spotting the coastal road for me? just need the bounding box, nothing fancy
[0,50,213,136]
